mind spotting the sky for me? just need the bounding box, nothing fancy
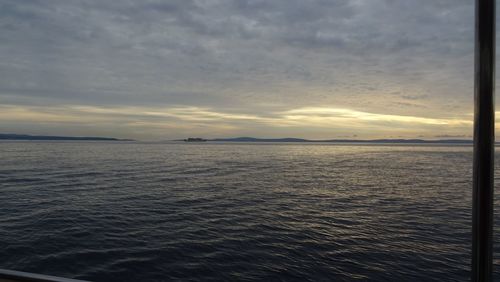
[0,0,491,140]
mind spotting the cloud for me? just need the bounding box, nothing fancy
[0,0,479,139]
[282,107,471,126]
[0,104,474,140]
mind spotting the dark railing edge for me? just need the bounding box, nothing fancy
[0,269,88,282]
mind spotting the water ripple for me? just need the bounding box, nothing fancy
[0,142,497,281]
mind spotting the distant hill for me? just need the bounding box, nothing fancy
[0,134,133,141]
[211,137,308,142]
[209,137,473,144]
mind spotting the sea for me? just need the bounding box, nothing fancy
[0,141,499,281]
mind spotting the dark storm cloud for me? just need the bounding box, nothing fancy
[0,0,480,139]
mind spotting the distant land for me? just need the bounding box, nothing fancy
[0,134,477,144]
[0,134,133,141]
[203,137,474,144]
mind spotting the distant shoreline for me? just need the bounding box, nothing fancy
[177,137,475,144]
[0,134,478,144]
[0,134,133,141]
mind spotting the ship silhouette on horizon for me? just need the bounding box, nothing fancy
[183,137,207,142]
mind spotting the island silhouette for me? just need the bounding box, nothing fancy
[177,137,474,144]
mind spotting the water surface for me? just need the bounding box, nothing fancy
[0,142,498,281]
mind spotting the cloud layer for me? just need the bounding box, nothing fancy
[0,0,482,139]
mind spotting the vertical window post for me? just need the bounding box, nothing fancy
[473,0,495,281]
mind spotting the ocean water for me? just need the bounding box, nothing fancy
[0,141,499,281]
